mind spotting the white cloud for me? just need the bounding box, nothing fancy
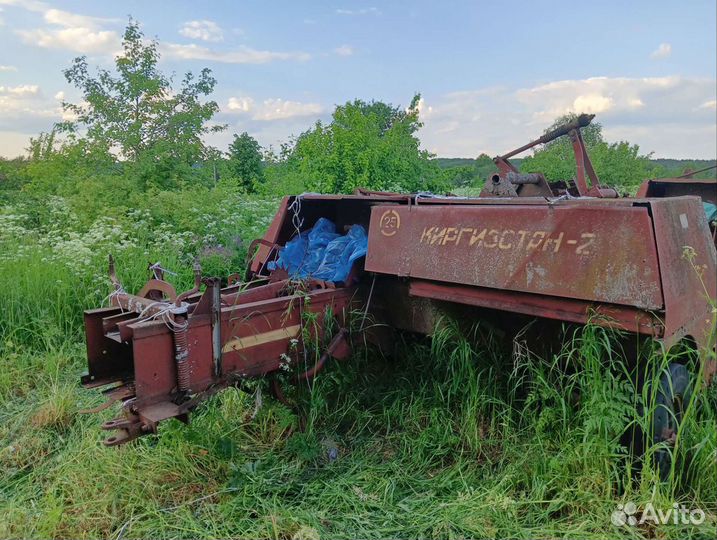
[572,94,613,114]
[164,42,310,64]
[17,26,120,54]
[4,0,310,65]
[255,99,323,120]
[43,8,116,29]
[0,6,131,151]
[179,20,224,42]
[5,1,121,54]
[0,83,61,133]
[514,76,685,124]
[206,95,327,152]
[418,76,717,159]
[224,96,323,121]
[334,44,354,56]
[650,42,672,59]
[0,0,47,12]
[2,0,121,54]
[0,81,80,138]
[227,96,254,112]
[336,7,381,15]
[0,65,17,72]
[0,84,40,96]
[0,99,55,119]
[413,97,435,120]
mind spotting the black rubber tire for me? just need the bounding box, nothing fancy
[653,362,693,480]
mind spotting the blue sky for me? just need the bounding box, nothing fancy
[0,0,715,158]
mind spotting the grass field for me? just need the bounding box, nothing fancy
[1,191,715,539]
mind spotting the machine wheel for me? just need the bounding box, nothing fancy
[652,362,693,479]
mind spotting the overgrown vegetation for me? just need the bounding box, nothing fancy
[0,18,715,540]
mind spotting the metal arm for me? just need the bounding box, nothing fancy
[493,113,616,197]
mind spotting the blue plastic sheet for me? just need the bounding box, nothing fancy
[267,218,368,283]
[704,202,717,223]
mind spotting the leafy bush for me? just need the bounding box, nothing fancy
[288,95,449,194]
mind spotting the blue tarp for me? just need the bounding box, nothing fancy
[267,218,368,283]
[704,202,717,223]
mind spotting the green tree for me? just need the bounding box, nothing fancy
[21,128,115,195]
[61,19,224,188]
[228,132,264,191]
[441,164,475,188]
[474,153,497,183]
[288,94,446,193]
[521,113,657,192]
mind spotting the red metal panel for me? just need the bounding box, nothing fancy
[366,202,664,310]
[637,179,717,206]
[219,286,354,377]
[131,323,175,405]
[220,296,301,377]
[186,318,214,391]
[409,279,662,336]
[649,197,717,349]
[83,307,126,382]
[250,196,289,275]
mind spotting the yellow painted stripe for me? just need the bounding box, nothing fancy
[222,324,301,353]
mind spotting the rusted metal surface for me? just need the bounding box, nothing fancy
[486,113,616,198]
[365,202,664,309]
[498,113,594,162]
[568,128,617,198]
[363,196,715,372]
[83,262,359,444]
[649,197,717,351]
[409,280,663,337]
[81,115,717,446]
[637,175,717,206]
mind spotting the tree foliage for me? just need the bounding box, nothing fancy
[288,95,446,193]
[61,20,223,188]
[228,132,264,191]
[474,153,498,182]
[18,128,115,195]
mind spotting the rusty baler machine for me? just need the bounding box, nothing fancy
[82,114,717,449]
